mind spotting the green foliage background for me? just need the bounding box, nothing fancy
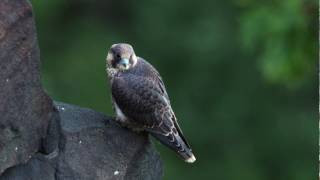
[30,0,317,179]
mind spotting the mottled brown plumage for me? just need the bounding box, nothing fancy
[106,43,196,163]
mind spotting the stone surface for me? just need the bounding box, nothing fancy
[1,102,163,180]
[0,0,54,174]
[0,0,163,179]
[55,102,162,180]
[0,154,56,180]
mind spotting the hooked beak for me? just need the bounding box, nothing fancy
[118,58,130,69]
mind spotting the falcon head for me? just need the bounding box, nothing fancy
[106,43,138,71]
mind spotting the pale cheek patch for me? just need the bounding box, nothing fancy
[106,52,114,66]
[131,55,138,67]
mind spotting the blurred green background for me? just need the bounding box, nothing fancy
[30,0,317,179]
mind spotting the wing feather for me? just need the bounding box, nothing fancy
[112,73,190,147]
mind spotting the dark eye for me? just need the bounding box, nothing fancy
[116,54,121,58]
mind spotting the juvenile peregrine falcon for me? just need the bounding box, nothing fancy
[106,43,196,163]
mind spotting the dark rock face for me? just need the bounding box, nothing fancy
[0,0,163,179]
[0,154,56,180]
[55,102,162,180]
[1,103,163,180]
[0,0,54,174]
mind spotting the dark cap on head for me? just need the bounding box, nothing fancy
[110,43,135,56]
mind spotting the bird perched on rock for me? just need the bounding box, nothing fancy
[106,43,196,163]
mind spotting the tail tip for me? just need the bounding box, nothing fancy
[185,154,196,163]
